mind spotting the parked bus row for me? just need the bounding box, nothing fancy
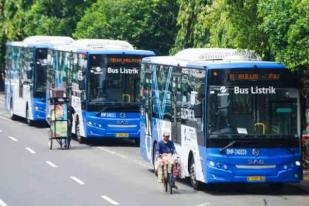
[4,36,303,189]
[5,36,155,143]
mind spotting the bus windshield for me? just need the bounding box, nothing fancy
[34,48,48,98]
[207,70,299,140]
[88,55,141,106]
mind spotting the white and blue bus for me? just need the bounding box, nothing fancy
[46,39,155,143]
[140,48,302,189]
[5,36,73,125]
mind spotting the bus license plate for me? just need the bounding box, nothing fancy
[247,176,266,182]
[116,133,129,138]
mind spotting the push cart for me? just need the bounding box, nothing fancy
[49,97,69,150]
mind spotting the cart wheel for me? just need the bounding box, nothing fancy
[49,138,53,150]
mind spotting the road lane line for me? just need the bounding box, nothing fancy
[0,199,8,206]
[45,161,58,168]
[25,147,36,154]
[0,129,2,133]
[97,147,116,154]
[101,195,119,205]
[70,176,85,185]
[195,203,212,206]
[8,136,18,142]
[0,115,10,121]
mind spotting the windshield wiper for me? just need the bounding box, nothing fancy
[219,141,237,154]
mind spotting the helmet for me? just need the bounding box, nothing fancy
[163,132,170,137]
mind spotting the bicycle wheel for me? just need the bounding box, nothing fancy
[168,173,173,194]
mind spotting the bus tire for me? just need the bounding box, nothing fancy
[76,123,85,144]
[189,156,201,190]
[10,100,17,120]
[26,106,33,126]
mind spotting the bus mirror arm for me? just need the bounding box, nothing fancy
[254,123,266,135]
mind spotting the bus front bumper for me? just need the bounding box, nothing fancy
[206,166,302,184]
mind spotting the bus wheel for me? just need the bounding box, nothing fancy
[10,100,17,120]
[26,107,33,126]
[76,124,85,144]
[189,157,201,190]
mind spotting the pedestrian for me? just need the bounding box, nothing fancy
[65,103,76,149]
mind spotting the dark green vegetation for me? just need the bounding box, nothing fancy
[0,0,308,75]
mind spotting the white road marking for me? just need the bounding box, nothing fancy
[195,203,213,206]
[25,147,36,154]
[0,116,10,121]
[0,199,8,206]
[45,161,58,168]
[101,195,119,205]
[0,129,2,133]
[70,176,85,185]
[8,136,18,142]
[97,147,116,154]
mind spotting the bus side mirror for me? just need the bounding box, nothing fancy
[194,103,202,118]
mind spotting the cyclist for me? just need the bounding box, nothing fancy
[156,131,178,189]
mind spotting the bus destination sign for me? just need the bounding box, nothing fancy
[228,73,280,81]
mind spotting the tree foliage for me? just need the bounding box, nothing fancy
[174,0,308,70]
[0,0,308,73]
[74,0,179,55]
[24,0,94,36]
[258,0,309,70]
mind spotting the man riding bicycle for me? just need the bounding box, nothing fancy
[156,131,178,189]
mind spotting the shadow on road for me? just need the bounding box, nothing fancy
[86,138,139,147]
[147,169,309,196]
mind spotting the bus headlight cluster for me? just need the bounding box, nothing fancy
[208,160,228,170]
[34,106,44,111]
[282,161,301,170]
[87,121,102,128]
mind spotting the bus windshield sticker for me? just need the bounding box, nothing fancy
[237,128,248,134]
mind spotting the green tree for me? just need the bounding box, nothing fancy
[172,0,208,54]
[74,0,178,55]
[258,0,309,70]
[24,0,94,36]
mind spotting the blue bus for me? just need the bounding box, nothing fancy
[46,39,155,143]
[5,36,73,125]
[140,48,302,189]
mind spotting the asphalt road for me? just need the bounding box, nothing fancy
[0,95,308,206]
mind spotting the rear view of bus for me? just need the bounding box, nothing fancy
[68,40,155,143]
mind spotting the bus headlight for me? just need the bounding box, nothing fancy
[295,161,301,166]
[34,106,43,111]
[208,161,228,170]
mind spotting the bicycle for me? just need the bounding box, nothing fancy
[158,154,181,194]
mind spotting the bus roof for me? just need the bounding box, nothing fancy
[52,39,155,56]
[6,36,74,48]
[142,48,285,70]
